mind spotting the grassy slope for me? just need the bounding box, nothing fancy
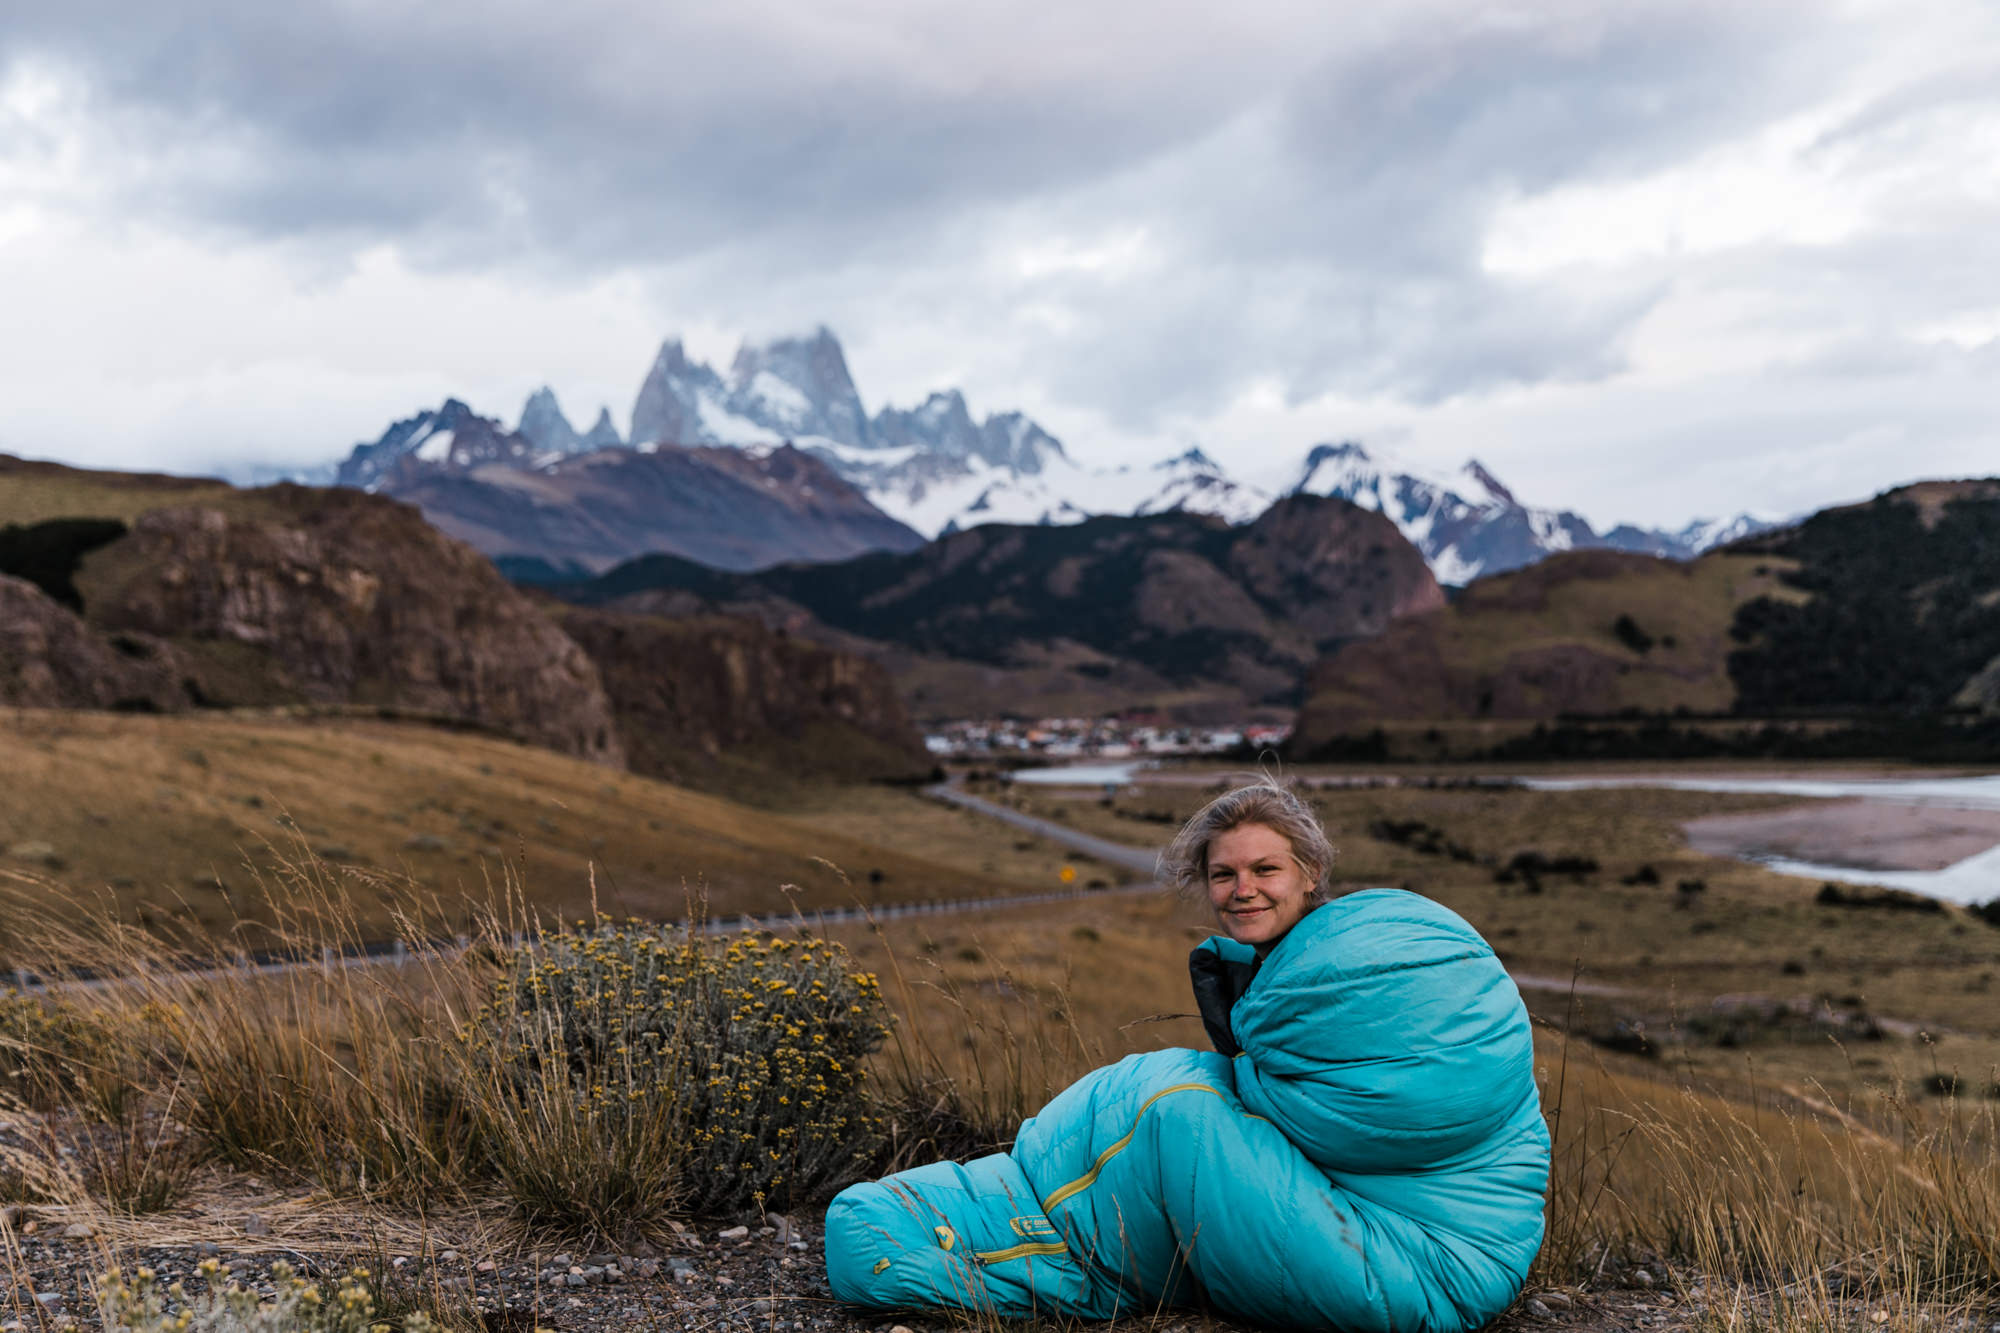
[1293,552,1805,749]
[0,456,265,527]
[0,710,1048,944]
[970,777,2000,1104]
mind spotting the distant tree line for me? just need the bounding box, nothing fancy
[1728,494,2000,714]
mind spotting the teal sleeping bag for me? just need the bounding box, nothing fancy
[824,890,1550,1331]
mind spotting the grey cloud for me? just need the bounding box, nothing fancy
[7,1,1303,269]
[8,0,1985,516]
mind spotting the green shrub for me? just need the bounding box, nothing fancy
[97,1260,463,1332]
[466,920,889,1226]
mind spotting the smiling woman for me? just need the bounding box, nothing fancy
[1160,781,1337,954]
[826,783,1550,1331]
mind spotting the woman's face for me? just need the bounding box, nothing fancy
[1205,822,1314,954]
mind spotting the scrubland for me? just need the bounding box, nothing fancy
[0,737,1995,1330]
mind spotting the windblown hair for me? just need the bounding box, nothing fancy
[1158,783,1338,905]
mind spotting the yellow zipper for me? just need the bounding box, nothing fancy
[973,1241,1070,1264]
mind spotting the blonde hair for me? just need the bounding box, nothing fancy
[1157,783,1337,905]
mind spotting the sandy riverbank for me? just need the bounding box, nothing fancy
[1683,798,2000,872]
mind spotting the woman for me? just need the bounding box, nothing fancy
[826,783,1549,1332]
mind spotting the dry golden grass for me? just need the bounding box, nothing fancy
[971,776,2000,1105]
[784,783,1142,891]
[0,840,1993,1332]
[0,708,1040,945]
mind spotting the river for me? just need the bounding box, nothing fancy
[1009,763,2000,903]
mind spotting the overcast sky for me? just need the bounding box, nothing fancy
[4,0,1998,527]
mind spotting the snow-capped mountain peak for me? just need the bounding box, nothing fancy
[321,326,1777,584]
[1460,459,1517,508]
[1291,440,1778,583]
[334,398,540,491]
[517,387,579,456]
[725,326,870,447]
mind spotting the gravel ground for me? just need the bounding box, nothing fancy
[6,1206,1998,1333]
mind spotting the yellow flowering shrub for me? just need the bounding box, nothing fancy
[470,920,889,1216]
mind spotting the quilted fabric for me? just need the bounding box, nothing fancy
[824,890,1550,1331]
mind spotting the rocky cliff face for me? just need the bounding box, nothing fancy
[557,607,932,789]
[0,574,188,712]
[78,487,623,764]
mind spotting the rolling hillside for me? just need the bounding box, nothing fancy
[1291,479,2000,760]
[0,710,1029,945]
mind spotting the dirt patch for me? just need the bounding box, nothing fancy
[1683,799,2000,872]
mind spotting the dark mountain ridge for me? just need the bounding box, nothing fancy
[552,494,1445,711]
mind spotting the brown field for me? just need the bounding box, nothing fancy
[2,747,1997,1331]
[0,708,1043,945]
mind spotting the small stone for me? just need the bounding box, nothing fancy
[34,1293,61,1310]
[716,1275,735,1287]
[547,1274,566,1289]
[582,1266,604,1283]
[476,1260,497,1274]
[716,1225,750,1241]
[552,1253,574,1266]
[754,1298,776,1314]
[1527,1299,1553,1320]
[196,1242,221,1257]
[0,1205,21,1229]
[1872,1313,1889,1326]
[564,1273,586,1289]
[890,1325,916,1333]
[243,1214,271,1237]
[62,1222,95,1239]
[603,1266,623,1283]
[637,1259,663,1279]
[1633,1270,1655,1288]
[1542,1292,1573,1309]
[439,1249,458,1263]
[768,1213,797,1245]
[8,841,64,870]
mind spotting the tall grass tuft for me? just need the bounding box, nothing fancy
[865,929,1101,1174]
[1534,1026,2000,1326]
